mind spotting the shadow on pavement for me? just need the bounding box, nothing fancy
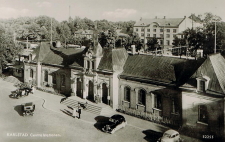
[60,109,72,117]
[9,94,18,99]
[142,129,162,142]
[94,116,109,131]
[60,97,67,103]
[14,105,23,116]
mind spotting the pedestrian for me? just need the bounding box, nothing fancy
[77,106,81,119]
[72,108,77,118]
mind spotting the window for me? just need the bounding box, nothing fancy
[153,29,156,32]
[199,80,205,92]
[147,29,150,32]
[153,34,156,38]
[138,89,146,105]
[61,74,66,87]
[44,70,48,82]
[173,34,176,38]
[141,28,144,32]
[166,34,170,38]
[160,40,163,45]
[173,29,177,33]
[167,29,170,33]
[92,61,95,70]
[141,33,144,37]
[136,28,138,32]
[166,40,170,45]
[154,94,162,109]
[172,98,179,114]
[52,73,56,85]
[160,29,163,32]
[124,86,130,102]
[30,69,33,78]
[160,34,163,38]
[198,105,208,123]
[147,34,150,37]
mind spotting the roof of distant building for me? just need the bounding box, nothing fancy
[134,18,185,27]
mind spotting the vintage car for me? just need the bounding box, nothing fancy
[21,102,35,116]
[102,114,127,134]
[157,129,183,142]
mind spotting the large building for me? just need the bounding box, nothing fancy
[133,15,202,47]
[23,40,224,141]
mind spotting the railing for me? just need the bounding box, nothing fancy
[117,105,180,128]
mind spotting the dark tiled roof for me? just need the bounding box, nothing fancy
[121,55,204,86]
[32,42,85,67]
[98,48,128,72]
[33,42,51,62]
[134,18,184,27]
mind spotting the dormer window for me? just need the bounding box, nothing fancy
[196,76,210,92]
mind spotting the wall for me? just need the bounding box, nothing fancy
[182,91,224,140]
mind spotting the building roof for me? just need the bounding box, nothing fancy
[98,48,128,72]
[32,42,85,67]
[33,42,51,62]
[190,54,225,94]
[120,55,204,86]
[134,18,185,27]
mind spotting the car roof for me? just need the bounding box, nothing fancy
[111,114,124,119]
[25,102,33,106]
[164,130,179,135]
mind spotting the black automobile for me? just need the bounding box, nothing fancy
[102,114,127,134]
[22,102,35,116]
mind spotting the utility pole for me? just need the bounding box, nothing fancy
[50,18,52,44]
[214,21,217,54]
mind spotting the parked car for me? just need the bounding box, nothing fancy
[21,102,35,116]
[157,130,183,142]
[102,114,127,134]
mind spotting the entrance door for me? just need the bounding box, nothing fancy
[102,83,108,104]
[88,81,94,101]
[76,78,82,98]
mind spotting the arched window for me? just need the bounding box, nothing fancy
[124,86,130,102]
[138,89,146,105]
[44,70,48,82]
[52,73,56,84]
[61,74,66,87]
[30,69,33,78]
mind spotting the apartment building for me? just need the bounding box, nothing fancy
[133,16,202,47]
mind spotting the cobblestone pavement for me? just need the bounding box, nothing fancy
[0,78,204,142]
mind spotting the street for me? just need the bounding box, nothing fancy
[0,79,159,142]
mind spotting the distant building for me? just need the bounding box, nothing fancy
[74,30,93,39]
[133,16,203,47]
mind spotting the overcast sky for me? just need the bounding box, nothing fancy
[0,0,224,22]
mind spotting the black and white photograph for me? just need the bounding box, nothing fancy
[0,0,225,142]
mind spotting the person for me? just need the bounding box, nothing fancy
[77,106,81,119]
[72,108,77,118]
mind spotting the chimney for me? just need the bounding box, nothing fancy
[164,16,166,19]
[155,16,157,19]
[184,16,186,18]
[131,45,136,55]
[140,17,142,21]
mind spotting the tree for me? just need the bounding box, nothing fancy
[0,27,21,75]
[146,37,160,51]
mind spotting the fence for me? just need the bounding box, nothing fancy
[117,105,180,128]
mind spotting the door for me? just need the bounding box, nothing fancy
[102,83,108,104]
[88,81,94,101]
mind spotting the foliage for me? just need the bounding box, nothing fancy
[146,37,160,51]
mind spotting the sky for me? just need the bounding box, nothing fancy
[0,0,224,22]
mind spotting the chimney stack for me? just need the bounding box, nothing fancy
[155,16,157,19]
[164,16,166,19]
